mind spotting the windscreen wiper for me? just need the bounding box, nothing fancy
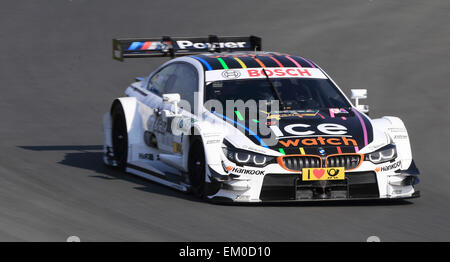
[261,68,286,110]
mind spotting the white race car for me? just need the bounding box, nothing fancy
[103,35,420,202]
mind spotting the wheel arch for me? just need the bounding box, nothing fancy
[110,97,143,148]
[188,123,225,166]
[111,97,138,131]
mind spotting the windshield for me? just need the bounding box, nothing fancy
[204,78,351,110]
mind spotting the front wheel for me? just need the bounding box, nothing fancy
[188,139,206,197]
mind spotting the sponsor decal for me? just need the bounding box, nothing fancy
[278,136,357,147]
[176,40,248,49]
[264,110,318,120]
[329,108,349,114]
[138,153,155,160]
[208,53,283,59]
[221,70,241,79]
[302,167,345,181]
[227,166,265,175]
[178,119,184,129]
[375,161,401,172]
[240,145,267,154]
[388,128,406,133]
[173,142,182,153]
[153,116,168,134]
[393,135,408,139]
[272,122,357,147]
[204,67,327,81]
[128,41,171,51]
[270,123,348,137]
[206,139,221,144]
[266,120,277,126]
[202,132,222,137]
[329,108,348,118]
[247,68,312,77]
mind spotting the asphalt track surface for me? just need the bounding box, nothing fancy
[1,0,449,241]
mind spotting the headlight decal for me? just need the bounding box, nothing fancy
[253,155,267,165]
[222,140,275,167]
[235,152,251,163]
[365,144,397,164]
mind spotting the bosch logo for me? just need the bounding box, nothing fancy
[221,70,241,79]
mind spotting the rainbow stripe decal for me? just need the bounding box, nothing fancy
[352,108,369,147]
[211,111,269,148]
[192,53,317,71]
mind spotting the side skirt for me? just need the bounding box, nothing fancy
[126,163,190,192]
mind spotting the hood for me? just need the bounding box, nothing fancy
[218,108,374,156]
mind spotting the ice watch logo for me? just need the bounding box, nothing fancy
[270,123,348,137]
[272,123,357,147]
[278,136,358,147]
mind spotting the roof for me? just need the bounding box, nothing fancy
[189,51,317,71]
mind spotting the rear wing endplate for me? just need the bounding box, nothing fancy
[112,35,262,61]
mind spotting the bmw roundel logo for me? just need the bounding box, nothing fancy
[318,148,326,155]
[221,70,241,79]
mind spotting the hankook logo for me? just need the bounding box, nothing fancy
[221,70,241,79]
[227,166,265,175]
[376,161,401,172]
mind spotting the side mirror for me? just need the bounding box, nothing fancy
[162,93,181,117]
[351,89,369,114]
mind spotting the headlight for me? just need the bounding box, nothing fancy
[222,141,275,167]
[365,144,397,164]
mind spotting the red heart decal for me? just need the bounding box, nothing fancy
[226,166,233,171]
[313,169,325,179]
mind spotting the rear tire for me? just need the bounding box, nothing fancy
[188,139,206,197]
[111,104,128,171]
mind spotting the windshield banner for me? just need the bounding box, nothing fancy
[205,67,328,82]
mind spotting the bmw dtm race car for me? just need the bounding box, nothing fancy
[103,35,420,202]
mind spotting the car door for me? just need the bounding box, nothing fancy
[162,62,199,157]
[144,63,179,154]
[143,62,200,173]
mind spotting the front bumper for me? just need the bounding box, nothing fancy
[208,166,420,203]
[211,191,420,203]
[260,171,380,201]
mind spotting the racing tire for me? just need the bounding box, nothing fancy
[188,138,206,198]
[111,104,128,171]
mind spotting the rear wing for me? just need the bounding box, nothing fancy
[112,35,262,61]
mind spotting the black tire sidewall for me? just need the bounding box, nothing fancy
[188,138,206,197]
[111,105,128,170]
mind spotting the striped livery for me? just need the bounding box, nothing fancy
[191,52,317,71]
